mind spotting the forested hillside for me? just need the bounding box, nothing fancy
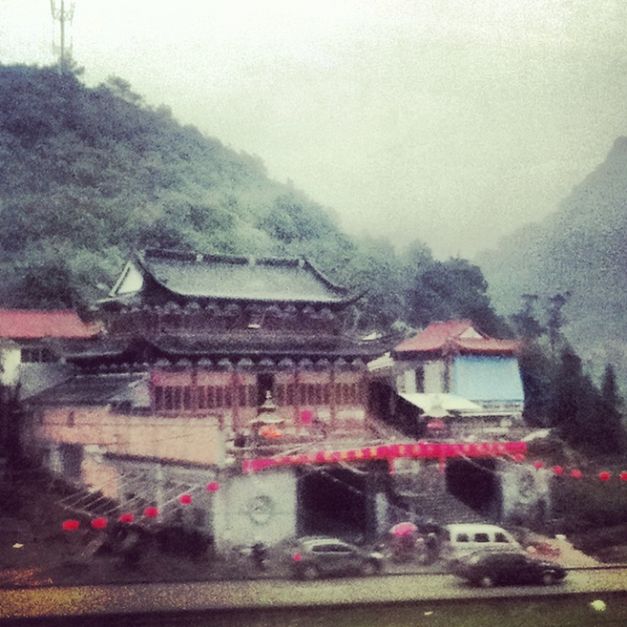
[478,138,627,384]
[0,64,503,335]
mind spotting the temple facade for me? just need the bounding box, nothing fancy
[23,249,389,548]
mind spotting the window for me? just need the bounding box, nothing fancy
[286,384,294,405]
[154,386,164,410]
[456,533,469,543]
[322,384,330,404]
[247,384,256,407]
[164,387,173,410]
[495,533,510,543]
[275,384,285,406]
[197,386,206,410]
[215,387,224,408]
[415,365,424,392]
[207,387,215,409]
[172,387,182,409]
[238,385,247,406]
[21,347,56,363]
[474,533,490,543]
[182,387,192,410]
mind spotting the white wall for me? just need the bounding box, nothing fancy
[0,343,20,387]
[423,360,445,393]
[213,469,297,549]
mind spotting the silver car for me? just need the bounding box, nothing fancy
[288,537,384,580]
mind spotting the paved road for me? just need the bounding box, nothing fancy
[0,568,625,622]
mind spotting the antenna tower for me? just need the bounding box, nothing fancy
[50,0,75,73]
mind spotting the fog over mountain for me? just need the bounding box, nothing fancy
[2,1,627,257]
[479,137,627,382]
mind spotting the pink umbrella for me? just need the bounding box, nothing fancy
[390,522,418,537]
[426,419,447,430]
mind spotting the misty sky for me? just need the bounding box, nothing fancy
[2,0,627,258]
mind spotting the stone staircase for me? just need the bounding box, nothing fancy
[388,461,489,525]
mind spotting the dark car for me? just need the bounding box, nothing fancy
[453,551,567,588]
[288,537,384,580]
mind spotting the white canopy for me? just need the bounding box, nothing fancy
[399,393,484,417]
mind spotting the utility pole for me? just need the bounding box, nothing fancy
[50,0,75,73]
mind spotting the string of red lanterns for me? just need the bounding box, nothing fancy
[242,440,528,473]
[61,481,222,532]
[60,445,627,532]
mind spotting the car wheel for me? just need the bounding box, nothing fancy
[361,560,379,576]
[479,575,495,588]
[542,571,556,586]
[301,565,319,581]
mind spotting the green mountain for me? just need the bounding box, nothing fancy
[0,66,344,303]
[0,64,502,334]
[478,137,627,383]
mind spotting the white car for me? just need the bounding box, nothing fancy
[441,523,523,564]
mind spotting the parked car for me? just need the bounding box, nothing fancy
[440,523,522,564]
[452,551,567,587]
[287,536,384,580]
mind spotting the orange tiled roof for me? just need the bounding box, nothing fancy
[0,309,100,340]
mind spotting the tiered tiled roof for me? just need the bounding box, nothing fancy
[107,249,356,306]
[394,320,519,356]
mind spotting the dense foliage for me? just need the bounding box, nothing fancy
[511,297,626,454]
[0,64,504,336]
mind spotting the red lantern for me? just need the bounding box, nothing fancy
[620,471,627,482]
[91,517,108,530]
[552,465,564,476]
[569,469,583,479]
[179,494,193,505]
[119,513,134,524]
[376,446,389,459]
[598,471,612,482]
[62,519,80,532]
[143,506,159,518]
[533,460,544,470]
[513,453,525,463]
[206,481,220,493]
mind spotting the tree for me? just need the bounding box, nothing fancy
[518,341,554,426]
[598,364,626,453]
[546,291,571,355]
[406,257,507,336]
[510,293,545,340]
[550,350,625,454]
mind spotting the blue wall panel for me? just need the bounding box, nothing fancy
[451,355,524,402]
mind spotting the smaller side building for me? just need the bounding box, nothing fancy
[0,309,100,469]
[370,320,524,439]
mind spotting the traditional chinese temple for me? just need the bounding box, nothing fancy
[22,252,541,549]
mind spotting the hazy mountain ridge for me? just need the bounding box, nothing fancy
[479,137,627,381]
[0,64,506,335]
[0,65,344,305]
